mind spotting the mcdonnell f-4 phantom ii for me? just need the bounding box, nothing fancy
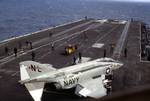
[19,58,123,101]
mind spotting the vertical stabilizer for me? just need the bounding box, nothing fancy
[20,61,56,80]
[19,61,56,101]
[20,64,30,80]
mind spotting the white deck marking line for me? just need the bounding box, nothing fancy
[38,22,103,64]
[0,23,94,67]
[0,20,93,62]
[38,23,112,65]
[5,70,15,74]
[41,23,103,65]
[76,57,91,64]
[37,33,79,60]
[92,43,104,48]
[38,23,98,60]
[32,20,94,47]
[96,19,108,23]
[112,20,131,59]
[0,50,25,63]
[11,71,20,77]
[82,25,120,54]
[43,89,71,96]
[53,24,95,43]
[0,18,85,45]
[63,22,104,66]
[52,20,94,37]
[95,25,120,43]
[0,68,19,76]
[0,69,16,74]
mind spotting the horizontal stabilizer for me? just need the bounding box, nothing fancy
[25,82,45,101]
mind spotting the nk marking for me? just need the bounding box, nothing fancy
[28,65,42,72]
[64,77,79,86]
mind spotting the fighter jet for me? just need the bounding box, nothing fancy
[19,58,123,101]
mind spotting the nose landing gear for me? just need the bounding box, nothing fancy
[103,68,113,95]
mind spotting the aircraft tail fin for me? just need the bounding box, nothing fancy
[20,61,56,80]
[19,61,56,101]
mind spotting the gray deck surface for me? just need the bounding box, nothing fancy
[0,19,150,101]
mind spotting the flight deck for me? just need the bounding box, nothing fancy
[0,18,150,101]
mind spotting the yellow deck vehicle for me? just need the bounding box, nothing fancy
[65,44,77,55]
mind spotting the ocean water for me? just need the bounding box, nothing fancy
[0,0,150,41]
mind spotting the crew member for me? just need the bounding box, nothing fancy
[26,41,29,48]
[49,33,53,37]
[14,47,17,57]
[106,85,112,95]
[78,52,82,63]
[124,47,127,57]
[51,43,55,51]
[4,47,8,55]
[73,56,76,65]
[147,50,150,61]
[31,51,35,61]
[104,48,106,57]
[110,43,115,54]
[29,42,33,49]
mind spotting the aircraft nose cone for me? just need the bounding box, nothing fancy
[119,61,123,65]
[112,62,123,70]
[117,62,123,68]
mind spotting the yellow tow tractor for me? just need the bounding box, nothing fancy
[65,44,77,55]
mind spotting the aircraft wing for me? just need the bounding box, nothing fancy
[75,75,107,98]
